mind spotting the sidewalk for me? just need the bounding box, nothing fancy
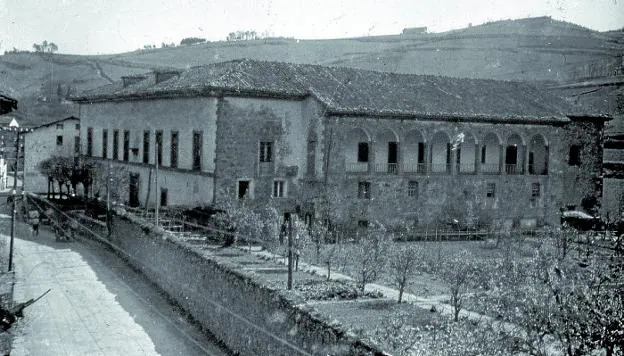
[3,217,226,356]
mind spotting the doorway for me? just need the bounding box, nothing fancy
[129,173,140,207]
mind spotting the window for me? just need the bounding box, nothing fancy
[273,180,286,198]
[112,130,119,160]
[123,130,130,161]
[56,135,63,146]
[74,137,80,155]
[481,146,486,164]
[259,141,273,163]
[358,181,371,199]
[102,129,108,158]
[155,130,163,165]
[75,123,80,130]
[408,181,419,198]
[56,123,64,129]
[238,180,251,199]
[170,131,178,168]
[143,130,150,164]
[418,142,425,163]
[192,131,203,170]
[160,188,168,207]
[569,145,581,166]
[87,127,93,156]
[531,183,541,198]
[486,183,496,198]
[358,220,369,228]
[357,142,369,162]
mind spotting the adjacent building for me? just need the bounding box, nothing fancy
[70,59,610,229]
[23,117,81,194]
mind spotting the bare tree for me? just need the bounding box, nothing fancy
[351,223,390,292]
[390,245,424,303]
[434,249,476,321]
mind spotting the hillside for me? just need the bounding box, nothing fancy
[1,16,622,127]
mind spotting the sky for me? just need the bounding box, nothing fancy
[1,0,623,55]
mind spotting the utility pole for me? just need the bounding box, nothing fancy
[287,216,293,290]
[154,136,159,227]
[8,127,32,272]
[106,161,112,237]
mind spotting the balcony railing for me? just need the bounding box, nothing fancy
[374,163,398,174]
[480,163,500,174]
[346,162,369,173]
[402,163,427,174]
[430,163,451,174]
[457,164,476,174]
[505,164,523,175]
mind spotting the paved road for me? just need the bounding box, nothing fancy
[0,210,230,356]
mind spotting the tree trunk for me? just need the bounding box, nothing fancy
[326,262,331,281]
[398,285,404,303]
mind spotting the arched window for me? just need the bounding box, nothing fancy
[481,132,501,174]
[456,132,476,174]
[430,131,451,173]
[529,134,548,175]
[505,133,525,174]
[345,128,370,172]
[374,129,399,174]
[403,130,426,173]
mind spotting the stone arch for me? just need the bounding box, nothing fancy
[505,133,525,174]
[457,131,477,173]
[345,127,372,172]
[481,132,502,174]
[430,131,451,173]
[374,128,400,173]
[529,134,549,175]
[403,129,426,173]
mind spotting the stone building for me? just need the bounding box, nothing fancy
[71,59,609,229]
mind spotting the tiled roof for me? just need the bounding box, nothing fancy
[72,59,595,122]
[0,91,18,115]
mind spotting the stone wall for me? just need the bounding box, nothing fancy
[317,116,563,227]
[75,211,385,356]
[214,96,309,212]
[0,271,14,355]
[603,178,624,219]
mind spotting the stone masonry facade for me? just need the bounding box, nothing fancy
[71,60,609,230]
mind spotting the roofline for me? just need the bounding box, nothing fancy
[30,116,80,131]
[324,109,571,125]
[567,114,613,122]
[70,87,308,103]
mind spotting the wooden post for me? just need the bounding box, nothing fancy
[287,218,293,290]
[8,131,20,272]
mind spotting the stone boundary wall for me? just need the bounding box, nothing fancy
[0,271,15,354]
[71,210,386,356]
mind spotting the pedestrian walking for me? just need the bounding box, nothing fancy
[29,210,40,237]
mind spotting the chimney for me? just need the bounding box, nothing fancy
[121,75,147,88]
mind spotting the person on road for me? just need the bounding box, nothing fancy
[29,210,40,237]
[31,215,39,237]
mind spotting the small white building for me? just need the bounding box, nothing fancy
[23,117,80,194]
[0,115,19,128]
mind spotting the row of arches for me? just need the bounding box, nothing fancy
[345,128,549,175]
